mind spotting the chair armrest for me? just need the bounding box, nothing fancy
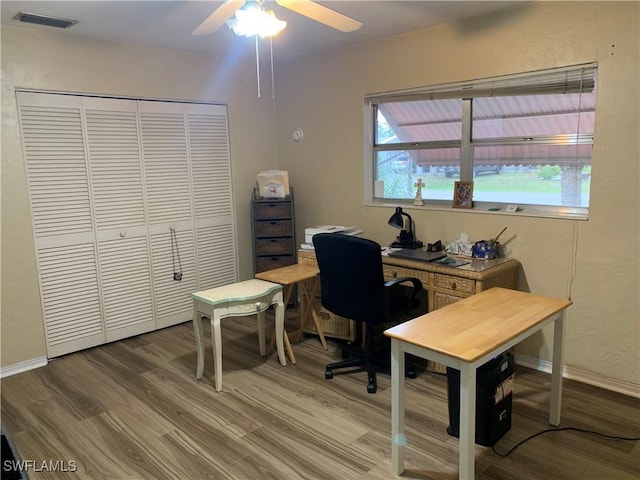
[383,277,423,320]
[385,277,422,291]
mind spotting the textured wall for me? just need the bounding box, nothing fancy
[1,25,279,367]
[274,2,639,391]
[2,3,638,394]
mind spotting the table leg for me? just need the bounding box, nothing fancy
[267,284,296,363]
[210,310,223,392]
[268,331,296,364]
[549,311,566,426]
[309,276,328,349]
[390,338,406,475]
[273,292,287,366]
[257,309,266,356]
[295,277,328,350]
[292,280,312,342]
[192,304,205,379]
[283,329,296,364]
[459,363,477,480]
[310,310,328,350]
[282,284,295,307]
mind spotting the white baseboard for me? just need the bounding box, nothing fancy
[515,353,640,399]
[0,356,48,378]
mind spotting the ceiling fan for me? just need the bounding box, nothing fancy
[192,0,363,36]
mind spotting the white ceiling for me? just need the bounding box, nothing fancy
[1,1,528,64]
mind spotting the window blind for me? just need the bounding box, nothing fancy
[366,63,597,104]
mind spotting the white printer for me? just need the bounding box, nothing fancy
[302,225,363,248]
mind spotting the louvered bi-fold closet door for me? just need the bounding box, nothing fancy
[84,97,155,342]
[17,92,105,357]
[139,101,198,328]
[19,93,236,355]
[139,102,236,328]
[187,104,237,289]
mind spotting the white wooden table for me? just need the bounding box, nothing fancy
[384,287,572,479]
[192,279,287,391]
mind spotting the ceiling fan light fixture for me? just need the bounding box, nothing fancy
[227,1,286,38]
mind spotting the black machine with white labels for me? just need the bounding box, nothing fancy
[446,351,515,447]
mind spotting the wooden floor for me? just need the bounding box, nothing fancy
[2,312,639,480]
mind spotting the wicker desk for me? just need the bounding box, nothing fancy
[298,249,520,341]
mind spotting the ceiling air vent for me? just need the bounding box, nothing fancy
[13,12,78,29]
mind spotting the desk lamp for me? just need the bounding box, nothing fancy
[388,207,423,249]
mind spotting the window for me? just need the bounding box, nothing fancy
[366,64,597,218]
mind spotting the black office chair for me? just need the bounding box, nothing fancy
[312,233,425,393]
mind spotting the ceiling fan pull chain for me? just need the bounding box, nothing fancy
[270,36,275,99]
[255,35,261,98]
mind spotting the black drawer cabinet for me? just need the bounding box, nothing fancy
[251,188,295,275]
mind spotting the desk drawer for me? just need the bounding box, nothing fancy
[383,265,429,286]
[256,238,293,256]
[434,273,475,294]
[433,291,465,310]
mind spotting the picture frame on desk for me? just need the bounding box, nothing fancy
[453,181,474,209]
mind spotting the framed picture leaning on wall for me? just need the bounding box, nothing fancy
[453,181,474,209]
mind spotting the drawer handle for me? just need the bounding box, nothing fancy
[270,221,277,225]
[451,282,457,290]
[392,271,398,278]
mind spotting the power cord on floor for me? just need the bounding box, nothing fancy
[491,427,640,457]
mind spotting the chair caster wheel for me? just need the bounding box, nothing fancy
[325,369,333,379]
[407,368,417,379]
[367,382,377,394]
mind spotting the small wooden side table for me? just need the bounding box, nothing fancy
[255,263,328,364]
[192,279,287,391]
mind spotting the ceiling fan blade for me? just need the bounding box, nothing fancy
[275,0,362,32]
[192,0,246,36]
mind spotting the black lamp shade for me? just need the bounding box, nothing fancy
[388,207,405,229]
[387,206,423,249]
